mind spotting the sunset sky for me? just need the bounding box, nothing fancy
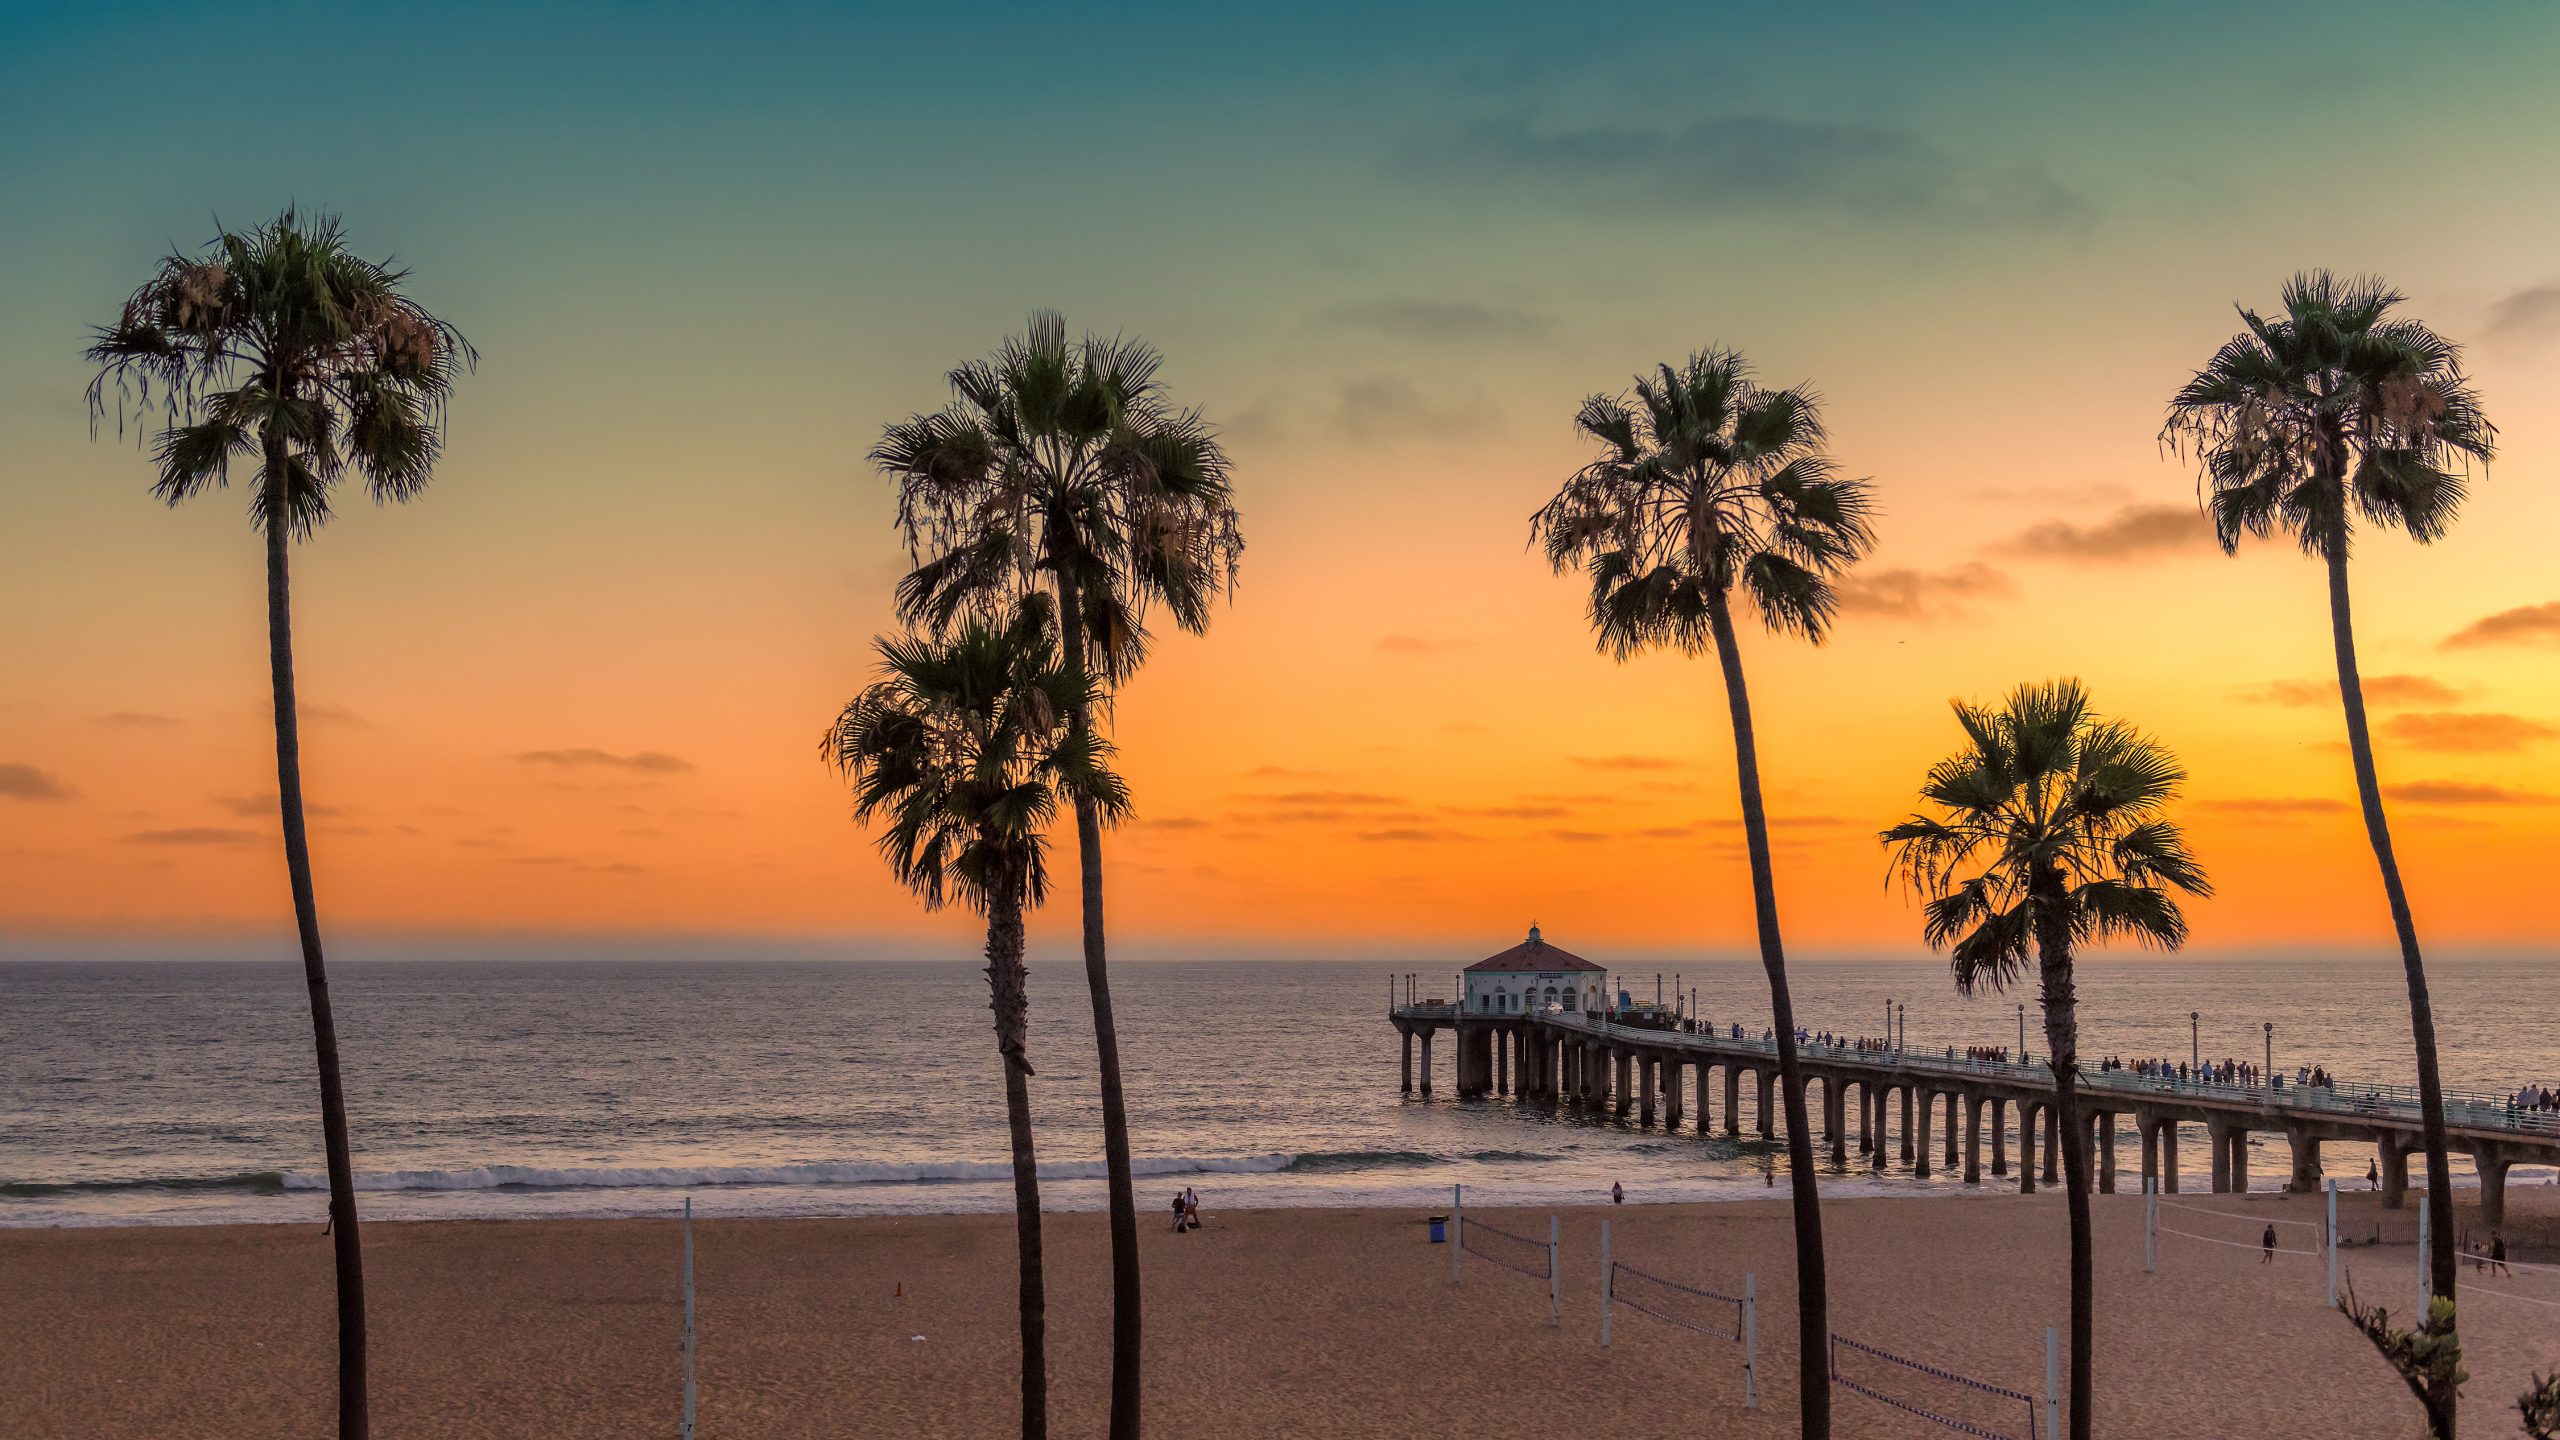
[6,2,2560,961]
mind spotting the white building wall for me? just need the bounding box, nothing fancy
[1464,970,1608,1015]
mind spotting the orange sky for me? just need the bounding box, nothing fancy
[5,5,2560,958]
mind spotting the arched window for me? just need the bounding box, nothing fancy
[1496,988,1510,1012]
[1543,985,1559,1009]
[1561,988,1577,1012]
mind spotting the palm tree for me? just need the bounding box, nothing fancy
[1883,680,2211,1440]
[2164,272,2493,1383]
[823,596,1127,1440]
[1532,347,1874,1439]
[85,209,472,1440]
[872,310,1241,1438]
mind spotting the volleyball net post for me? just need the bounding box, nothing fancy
[1744,1271,1758,1410]
[1549,1214,1562,1327]
[1599,1219,1612,1345]
[1450,1184,1462,1285]
[2326,1178,2339,1308]
[2143,1177,2156,1273]
[681,1194,697,1440]
[2044,1326,2059,1440]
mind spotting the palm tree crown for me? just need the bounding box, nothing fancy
[823,597,1127,920]
[1531,348,1874,658]
[874,310,1241,681]
[2162,270,2493,560]
[85,208,474,535]
[1884,679,2211,986]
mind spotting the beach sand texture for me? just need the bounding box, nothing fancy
[8,1190,2557,1438]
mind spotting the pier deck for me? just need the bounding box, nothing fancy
[1390,1004,2560,1229]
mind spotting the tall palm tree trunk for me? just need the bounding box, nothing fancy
[1051,569,1143,1439]
[2031,881,2094,1440]
[1705,589,1830,1440]
[263,458,369,1440]
[2322,510,2458,1406]
[985,873,1049,1440]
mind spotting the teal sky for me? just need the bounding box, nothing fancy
[9,2,2560,951]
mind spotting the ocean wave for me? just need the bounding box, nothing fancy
[278,1154,1305,1193]
[1,1171,288,1197]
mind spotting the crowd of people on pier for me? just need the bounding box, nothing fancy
[2101,1055,2338,1090]
[2512,1082,2558,1115]
[1961,1045,2014,1064]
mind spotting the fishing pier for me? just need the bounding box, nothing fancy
[1390,930,2560,1230]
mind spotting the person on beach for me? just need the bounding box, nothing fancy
[2491,1233,2510,1276]
[2261,1224,2277,1263]
[1610,1181,1625,1205]
[1170,1191,1189,1233]
[2367,1159,2379,1190]
[1183,1186,1201,1230]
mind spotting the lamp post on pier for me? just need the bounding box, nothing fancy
[2190,1011,2199,1074]
[1897,1002,1906,1053]
[2264,1021,2274,1090]
[2016,1003,2025,1063]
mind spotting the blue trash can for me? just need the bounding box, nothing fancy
[1427,1215,1447,1244]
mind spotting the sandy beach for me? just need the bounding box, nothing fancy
[9,1186,2557,1438]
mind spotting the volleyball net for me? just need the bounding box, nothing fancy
[1608,1261,1744,1341]
[2456,1250,2560,1313]
[1462,1215,1553,1282]
[2152,1199,2327,1259]
[1829,1333,2042,1440]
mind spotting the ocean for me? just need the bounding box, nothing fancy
[4,953,2555,1227]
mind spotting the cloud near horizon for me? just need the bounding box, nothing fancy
[1835,561,2014,621]
[2443,601,2560,650]
[1997,504,2213,563]
[2384,781,2552,806]
[1432,112,2088,229]
[118,827,262,846]
[1570,754,1690,772]
[2242,675,2463,708]
[1,763,76,801]
[2195,796,2351,817]
[1332,376,1498,442]
[2377,712,2557,754]
[515,748,697,775]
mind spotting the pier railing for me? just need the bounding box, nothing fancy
[1519,1012,2560,1142]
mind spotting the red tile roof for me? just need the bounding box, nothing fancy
[1464,925,1603,973]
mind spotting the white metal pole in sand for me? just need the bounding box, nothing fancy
[1743,1271,1758,1410]
[1450,1184,1463,1285]
[2326,1178,2339,1307]
[2143,1176,2156,1273]
[2045,1325,2060,1440]
[2416,1194,2431,1318]
[681,1196,697,1440]
[1548,1214,1561,1326]
[1599,1219,1612,1346]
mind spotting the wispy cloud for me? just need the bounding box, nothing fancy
[2486,284,2560,347]
[1429,112,2088,229]
[118,826,261,846]
[91,711,183,729]
[301,703,373,729]
[1997,504,2212,563]
[0,763,76,801]
[1442,804,1575,820]
[1358,827,1478,843]
[213,791,348,819]
[2385,781,2552,806]
[2443,601,2560,651]
[1835,562,2014,621]
[1571,754,1689,772]
[516,748,697,775]
[1332,376,1497,442]
[1321,298,1555,344]
[2195,796,2351,817]
[2377,712,2557,754]
[2241,675,2463,708]
[1269,790,1403,806]
[1379,634,1473,656]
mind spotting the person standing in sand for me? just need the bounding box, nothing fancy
[2262,1224,2277,1264]
[1611,1181,1625,1205]
[2368,1159,2379,1190]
